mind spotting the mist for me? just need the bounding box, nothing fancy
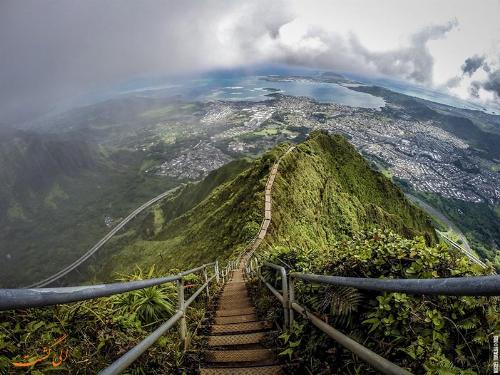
[1,0,499,126]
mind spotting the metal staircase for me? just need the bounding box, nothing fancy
[199,267,282,375]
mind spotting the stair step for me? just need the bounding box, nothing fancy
[219,296,250,303]
[205,348,275,363]
[220,290,248,296]
[200,366,283,375]
[216,307,255,317]
[218,303,253,311]
[215,314,258,324]
[220,290,249,298]
[222,290,248,296]
[222,288,248,294]
[208,332,266,346]
[224,281,247,290]
[219,299,252,308]
[211,321,271,334]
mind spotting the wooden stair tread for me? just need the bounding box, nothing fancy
[211,321,271,334]
[200,366,283,375]
[220,289,248,295]
[205,348,275,363]
[216,307,255,317]
[222,289,248,294]
[219,296,251,302]
[214,314,258,324]
[207,332,266,346]
[219,301,253,309]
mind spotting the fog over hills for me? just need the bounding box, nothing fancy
[2,0,500,125]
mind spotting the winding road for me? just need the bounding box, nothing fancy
[405,193,487,269]
[26,185,183,288]
[29,145,295,289]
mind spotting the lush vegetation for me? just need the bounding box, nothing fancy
[249,132,497,374]
[0,129,181,287]
[267,131,437,250]
[257,230,497,374]
[1,131,496,374]
[0,266,215,374]
[94,144,289,280]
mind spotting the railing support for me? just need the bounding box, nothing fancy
[203,268,209,301]
[263,263,289,328]
[177,277,187,350]
[215,261,220,283]
[289,276,295,327]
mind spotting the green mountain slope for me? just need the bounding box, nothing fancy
[2,132,495,375]
[95,146,287,278]
[98,131,436,279]
[266,131,437,251]
[0,130,178,287]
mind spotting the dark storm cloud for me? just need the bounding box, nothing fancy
[461,55,486,76]
[469,81,482,98]
[0,0,240,124]
[459,55,500,99]
[0,0,462,125]
[483,69,500,97]
[0,0,298,125]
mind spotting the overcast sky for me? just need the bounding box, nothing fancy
[1,0,499,125]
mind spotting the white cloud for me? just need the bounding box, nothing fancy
[1,0,499,123]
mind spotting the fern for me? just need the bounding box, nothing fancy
[113,265,176,324]
[308,285,363,328]
[424,355,476,375]
[456,317,478,330]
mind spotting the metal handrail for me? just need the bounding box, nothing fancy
[289,298,412,375]
[262,262,289,327]
[291,273,500,296]
[0,259,243,375]
[99,274,217,375]
[99,310,183,375]
[248,260,500,375]
[0,263,215,311]
[96,260,240,374]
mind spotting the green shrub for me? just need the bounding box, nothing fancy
[262,229,498,374]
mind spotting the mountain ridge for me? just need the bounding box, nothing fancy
[94,131,436,280]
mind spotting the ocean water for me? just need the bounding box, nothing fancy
[119,74,386,109]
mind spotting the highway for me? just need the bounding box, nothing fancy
[405,193,487,269]
[26,185,183,288]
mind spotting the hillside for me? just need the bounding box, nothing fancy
[266,131,437,251]
[97,131,436,279]
[2,132,496,374]
[94,146,284,279]
[0,130,178,287]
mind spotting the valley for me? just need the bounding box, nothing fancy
[1,72,499,287]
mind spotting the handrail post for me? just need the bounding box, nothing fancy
[203,267,209,301]
[215,261,220,283]
[280,269,289,329]
[177,276,187,350]
[289,276,295,328]
[257,262,262,287]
